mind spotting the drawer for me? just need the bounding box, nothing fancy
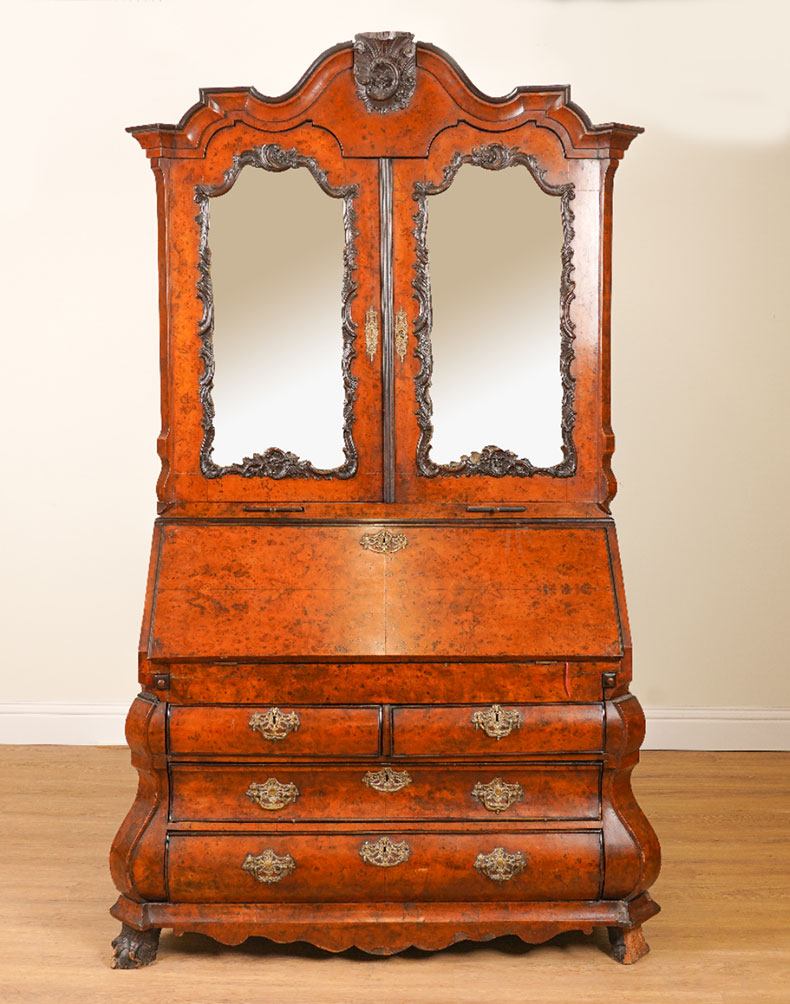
[169,762,602,823]
[168,705,381,757]
[392,704,604,757]
[168,830,603,903]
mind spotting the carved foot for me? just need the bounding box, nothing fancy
[608,924,650,965]
[111,923,161,969]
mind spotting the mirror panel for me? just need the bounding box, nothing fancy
[415,150,575,478]
[205,158,348,473]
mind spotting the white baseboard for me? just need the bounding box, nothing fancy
[0,703,789,750]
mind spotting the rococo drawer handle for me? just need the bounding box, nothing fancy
[471,703,522,740]
[246,778,300,811]
[359,836,411,868]
[360,528,408,554]
[474,846,526,883]
[248,707,301,741]
[471,777,524,813]
[242,849,296,884]
[363,766,412,793]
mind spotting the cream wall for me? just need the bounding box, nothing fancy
[2,1,788,722]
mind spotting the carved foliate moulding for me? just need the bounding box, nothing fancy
[353,32,416,114]
[246,778,300,811]
[360,528,408,554]
[248,707,301,741]
[359,836,412,867]
[474,847,527,883]
[363,765,412,793]
[471,703,522,739]
[470,777,524,813]
[242,849,296,884]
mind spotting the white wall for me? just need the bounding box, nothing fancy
[1,0,788,746]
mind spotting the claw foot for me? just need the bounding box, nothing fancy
[111,923,161,969]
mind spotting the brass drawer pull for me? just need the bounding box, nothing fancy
[471,703,522,739]
[359,836,411,868]
[248,707,300,741]
[246,778,300,811]
[474,847,526,883]
[363,766,412,793]
[242,849,296,884]
[360,528,408,554]
[471,777,524,813]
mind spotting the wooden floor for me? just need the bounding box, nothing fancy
[1,749,788,1003]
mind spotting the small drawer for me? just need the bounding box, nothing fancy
[168,705,381,757]
[167,829,603,903]
[392,704,604,757]
[169,762,602,823]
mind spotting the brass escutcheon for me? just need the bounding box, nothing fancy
[471,704,522,740]
[242,848,296,884]
[246,778,300,811]
[470,777,524,813]
[365,305,379,361]
[474,846,526,883]
[249,707,301,741]
[363,765,412,793]
[359,836,411,868]
[394,307,409,362]
[360,528,408,554]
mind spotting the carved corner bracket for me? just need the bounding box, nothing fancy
[353,32,416,114]
[195,143,359,480]
[412,143,577,480]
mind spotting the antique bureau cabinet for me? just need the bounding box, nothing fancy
[110,32,660,968]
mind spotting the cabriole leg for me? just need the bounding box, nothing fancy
[111,922,161,969]
[607,924,650,965]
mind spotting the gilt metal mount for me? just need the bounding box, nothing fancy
[249,707,301,741]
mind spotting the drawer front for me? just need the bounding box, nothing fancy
[168,706,381,757]
[169,762,602,823]
[392,704,604,756]
[168,830,603,903]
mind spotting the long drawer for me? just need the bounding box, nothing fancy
[392,704,604,756]
[169,762,602,823]
[168,705,381,757]
[167,830,603,903]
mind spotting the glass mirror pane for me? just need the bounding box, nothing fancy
[208,165,345,469]
[426,164,564,469]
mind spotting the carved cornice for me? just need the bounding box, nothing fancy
[194,144,359,480]
[412,143,577,479]
[353,32,416,114]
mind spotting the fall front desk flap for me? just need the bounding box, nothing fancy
[146,523,623,661]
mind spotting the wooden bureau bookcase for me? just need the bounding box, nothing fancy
[110,32,661,967]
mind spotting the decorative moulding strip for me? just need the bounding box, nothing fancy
[0,705,789,750]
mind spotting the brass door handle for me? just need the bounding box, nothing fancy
[242,849,296,884]
[359,836,411,867]
[471,704,522,739]
[470,777,524,813]
[474,847,526,882]
[248,708,301,741]
[246,778,300,811]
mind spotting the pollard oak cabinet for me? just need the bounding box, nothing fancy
[110,31,660,968]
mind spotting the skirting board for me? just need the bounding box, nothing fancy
[0,704,788,750]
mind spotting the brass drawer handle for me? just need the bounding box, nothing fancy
[471,777,524,813]
[471,704,522,740]
[359,836,411,868]
[360,528,408,554]
[474,847,526,883]
[365,305,378,361]
[363,766,412,793]
[248,707,300,741]
[242,849,296,884]
[246,778,300,811]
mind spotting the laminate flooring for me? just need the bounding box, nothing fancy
[0,748,788,1003]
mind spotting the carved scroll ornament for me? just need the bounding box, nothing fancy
[412,143,577,479]
[353,32,416,114]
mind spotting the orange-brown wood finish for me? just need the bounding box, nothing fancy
[110,32,659,968]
